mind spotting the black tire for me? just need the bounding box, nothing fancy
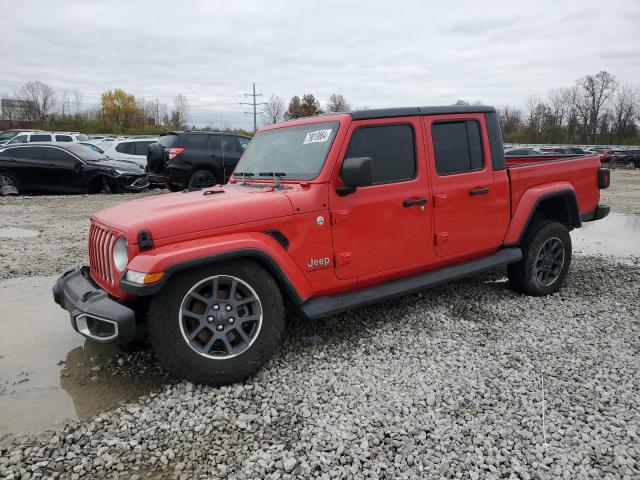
[0,171,20,194]
[166,182,182,192]
[188,169,217,189]
[148,260,285,386]
[508,220,571,296]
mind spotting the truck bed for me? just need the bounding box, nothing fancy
[506,154,602,217]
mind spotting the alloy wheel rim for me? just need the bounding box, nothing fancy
[179,275,263,360]
[534,237,565,287]
[1,174,14,186]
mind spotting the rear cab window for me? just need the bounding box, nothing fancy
[432,120,484,175]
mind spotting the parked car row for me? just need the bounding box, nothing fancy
[0,143,148,195]
[0,129,254,195]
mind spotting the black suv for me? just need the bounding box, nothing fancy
[147,131,251,191]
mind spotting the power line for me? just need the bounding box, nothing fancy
[239,83,267,132]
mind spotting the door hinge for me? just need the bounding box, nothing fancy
[335,252,352,266]
[435,232,449,245]
[332,210,349,225]
[433,194,448,207]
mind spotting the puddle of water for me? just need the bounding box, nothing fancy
[572,212,640,261]
[0,276,168,437]
[0,227,40,238]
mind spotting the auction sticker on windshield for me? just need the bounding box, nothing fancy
[303,129,332,144]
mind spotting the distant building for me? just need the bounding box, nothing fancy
[0,98,37,129]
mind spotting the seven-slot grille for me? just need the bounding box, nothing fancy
[88,222,120,289]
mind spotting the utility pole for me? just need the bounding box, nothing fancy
[240,83,267,132]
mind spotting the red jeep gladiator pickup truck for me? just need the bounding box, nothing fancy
[53,106,610,385]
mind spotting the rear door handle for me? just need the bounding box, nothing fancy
[469,187,489,196]
[403,197,428,207]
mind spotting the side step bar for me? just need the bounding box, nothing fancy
[301,247,522,320]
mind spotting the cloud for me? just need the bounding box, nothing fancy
[1,0,638,128]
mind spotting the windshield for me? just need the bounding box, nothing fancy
[66,143,108,161]
[0,132,17,142]
[234,121,339,180]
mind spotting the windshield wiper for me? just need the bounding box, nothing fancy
[233,171,254,185]
[259,172,286,189]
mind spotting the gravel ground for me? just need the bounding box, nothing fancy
[1,174,639,479]
[600,169,640,215]
[1,257,639,479]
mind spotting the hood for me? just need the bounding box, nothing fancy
[98,158,145,172]
[92,184,294,242]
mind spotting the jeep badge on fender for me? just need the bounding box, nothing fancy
[307,257,331,269]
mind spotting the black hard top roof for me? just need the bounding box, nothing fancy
[348,105,496,120]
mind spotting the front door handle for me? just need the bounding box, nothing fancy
[469,187,489,196]
[403,197,428,207]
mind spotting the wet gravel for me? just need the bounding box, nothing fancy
[1,256,639,479]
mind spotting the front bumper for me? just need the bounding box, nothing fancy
[117,175,149,193]
[52,266,138,344]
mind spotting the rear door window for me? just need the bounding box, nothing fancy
[207,135,222,151]
[44,147,76,164]
[222,136,239,153]
[9,146,42,159]
[55,135,73,142]
[182,134,208,150]
[432,121,484,175]
[30,134,52,142]
[345,124,416,184]
[134,141,154,156]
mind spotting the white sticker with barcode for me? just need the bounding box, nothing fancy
[303,129,332,144]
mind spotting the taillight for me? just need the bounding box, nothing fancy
[598,168,610,189]
[168,147,184,160]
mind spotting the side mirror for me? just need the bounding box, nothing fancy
[338,156,372,196]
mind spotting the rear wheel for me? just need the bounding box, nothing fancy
[508,220,571,296]
[188,170,217,189]
[166,182,182,192]
[148,260,285,385]
[0,171,20,194]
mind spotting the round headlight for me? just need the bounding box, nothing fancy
[113,236,129,272]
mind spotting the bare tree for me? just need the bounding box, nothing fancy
[19,81,56,127]
[169,94,190,130]
[497,106,523,135]
[573,71,617,142]
[263,95,285,124]
[73,89,84,116]
[525,95,549,142]
[610,83,640,142]
[326,93,350,112]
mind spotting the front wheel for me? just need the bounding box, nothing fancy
[148,260,285,385]
[508,220,572,296]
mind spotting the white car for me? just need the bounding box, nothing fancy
[6,131,89,145]
[101,137,159,169]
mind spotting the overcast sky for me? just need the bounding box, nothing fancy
[1,0,639,129]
